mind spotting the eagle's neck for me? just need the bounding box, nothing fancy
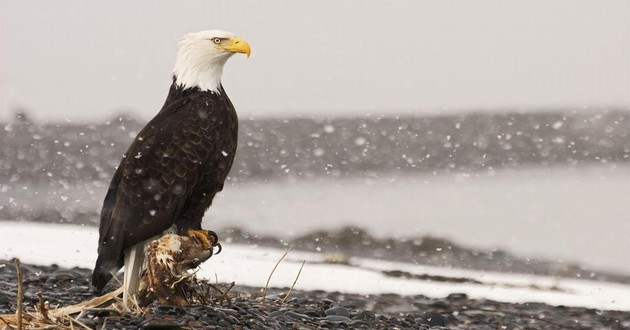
[172,46,232,94]
[160,79,225,113]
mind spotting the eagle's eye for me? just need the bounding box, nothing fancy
[212,38,222,44]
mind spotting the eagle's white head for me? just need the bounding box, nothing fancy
[173,30,251,93]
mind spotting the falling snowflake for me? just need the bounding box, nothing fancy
[552,121,564,130]
[354,137,367,146]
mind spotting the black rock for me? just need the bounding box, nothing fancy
[268,310,285,318]
[326,315,351,323]
[325,306,351,317]
[349,319,370,327]
[446,293,468,301]
[284,310,310,320]
[217,319,231,327]
[356,310,376,320]
[154,305,186,316]
[420,312,447,327]
[429,299,450,309]
[140,319,182,329]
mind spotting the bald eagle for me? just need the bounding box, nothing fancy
[92,30,250,304]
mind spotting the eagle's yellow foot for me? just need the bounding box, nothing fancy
[187,229,222,254]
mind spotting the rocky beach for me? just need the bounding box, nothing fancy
[1,260,630,329]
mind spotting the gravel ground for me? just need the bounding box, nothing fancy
[1,260,630,329]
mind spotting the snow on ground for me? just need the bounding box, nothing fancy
[2,221,630,311]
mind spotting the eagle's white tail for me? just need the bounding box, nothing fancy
[123,243,145,308]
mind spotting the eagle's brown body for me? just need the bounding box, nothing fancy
[92,82,238,292]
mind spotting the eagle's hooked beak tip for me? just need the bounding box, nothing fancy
[227,37,251,58]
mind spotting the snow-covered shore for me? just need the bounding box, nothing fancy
[2,221,630,311]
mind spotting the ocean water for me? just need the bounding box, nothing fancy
[208,165,630,275]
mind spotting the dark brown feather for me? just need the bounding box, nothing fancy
[92,82,238,292]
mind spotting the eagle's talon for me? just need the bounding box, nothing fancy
[214,243,222,255]
[204,229,221,254]
[207,230,219,244]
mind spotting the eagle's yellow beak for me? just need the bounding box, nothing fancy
[224,37,251,57]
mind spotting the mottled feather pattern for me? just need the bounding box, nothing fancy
[92,82,238,292]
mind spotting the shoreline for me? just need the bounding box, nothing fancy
[3,219,630,286]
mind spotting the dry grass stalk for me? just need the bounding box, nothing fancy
[188,279,236,306]
[35,292,49,322]
[15,259,23,330]
[263,248,292,299]
[49,287,124,318]
[59,314,90,330]
[282,260,306,303]
[217,282,235,306]
[0,315,13,329]
[0,287,124,329]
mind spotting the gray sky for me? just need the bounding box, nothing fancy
[1,0,629,122]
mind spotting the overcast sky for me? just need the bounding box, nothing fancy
[1,0,629,122]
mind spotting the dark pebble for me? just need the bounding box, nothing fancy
[186,321,204,328]
[430,299,450,309]
[140,319,182,329]
[284,310,310,320]
[119,325,139,330]
[268,310,285,318]
[326,315,351,323]
[155,305,186,316]
[349,319,370,327]
[447,293,468,301]
[320,298,335,304]
[246,308,266,321]
[198,315,219,325]
[217,319,231,327]
[52,271,79,281]
[420,312,447,327]
[356,310,376,320]
[191,305,218,317]
[175,315,195,325]
[67,285,90,294]
[325,306,351,317]
[215,307,238,317]
[225,315,239,324]
[0,294,13,305]
[263,294,283,301]
[303,310,322,317]
[274,315,291,323]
